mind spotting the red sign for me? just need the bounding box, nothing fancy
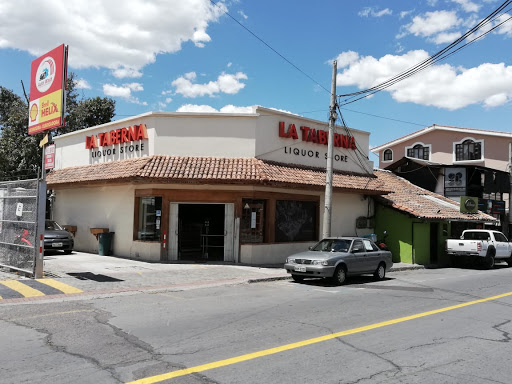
[44,144,56,170]
[28,44,68,135]
[85,124,148,149]
[278,122,357,150]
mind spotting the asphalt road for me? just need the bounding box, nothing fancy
[1,265,512,384]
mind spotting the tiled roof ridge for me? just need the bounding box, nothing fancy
[373,169,496,222]
[375,168,446,198]
[263,159,377,178]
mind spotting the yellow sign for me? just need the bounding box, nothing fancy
[28,89,63,135]
[39,134,49,147]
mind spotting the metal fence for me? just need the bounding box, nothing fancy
[0,179,40,275]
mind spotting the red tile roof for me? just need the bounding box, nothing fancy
[374,169,497,222]
[47,155,390,194]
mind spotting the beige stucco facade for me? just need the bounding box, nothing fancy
[373,125,512,171]
[50,107,378,264]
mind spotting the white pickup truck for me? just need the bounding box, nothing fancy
[446,229,512,269]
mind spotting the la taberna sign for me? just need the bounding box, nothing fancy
[85,124,148,158]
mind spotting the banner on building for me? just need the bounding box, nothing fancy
[28,44,68,135]
[445,168,466,197]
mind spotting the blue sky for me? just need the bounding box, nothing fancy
[1,0,512,163]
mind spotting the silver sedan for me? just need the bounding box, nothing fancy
[284,237,393,285]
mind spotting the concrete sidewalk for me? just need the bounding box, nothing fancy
[0,251,425,299]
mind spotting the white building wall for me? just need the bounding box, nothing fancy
[254,108,373,174]
[152,114,257,158]
[52,184,161,262]
[329,193,373,237]
[54,108,373,175]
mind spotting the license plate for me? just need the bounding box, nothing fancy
[294,266,306,272]
[52,242,63,247]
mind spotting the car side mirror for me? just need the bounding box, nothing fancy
[460,236,464,239]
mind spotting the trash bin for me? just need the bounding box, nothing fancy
[98,232,114,256]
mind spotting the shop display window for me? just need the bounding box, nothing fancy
[240,199,265,243]
[138,197,162,241]
[275,200,317,242]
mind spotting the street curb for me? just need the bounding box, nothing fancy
[389,265,425,272]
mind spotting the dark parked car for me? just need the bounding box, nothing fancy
[44,220,74,254]
[284,237,393,285]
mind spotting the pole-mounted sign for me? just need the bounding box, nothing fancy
[28,44,68,135]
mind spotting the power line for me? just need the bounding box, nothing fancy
[338,0,512,105]
[208,0,330,94]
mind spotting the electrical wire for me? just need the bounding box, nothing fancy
[209,0,330,94]
[338,0,512,104]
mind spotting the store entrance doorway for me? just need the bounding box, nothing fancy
[168,203,235,262]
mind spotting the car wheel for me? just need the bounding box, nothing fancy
[373,263,386,280]
[484,251,495,270]
[291,275,304,282]
[332,265,347,286]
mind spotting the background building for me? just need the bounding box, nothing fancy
[372,124,511,236]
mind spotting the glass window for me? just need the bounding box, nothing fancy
[456,140,481,161]
[383,149,393,161]
[351,240,365,253]
[494,232,508,242]
[240,199,265,243]
[311,239,350,252]
[138,197,162,241]
[275,200,317,242]
[407,144,429,160]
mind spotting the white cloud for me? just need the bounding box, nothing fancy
[238,10,248,20]
[176,104,256,113]
[103,84,132,98]
[112,67,143,79]
[336,50,512,110]
[358,7,392,18]
[496,13,512,36]
[405,11,461,37]
[103,83,147,105]
[400,10,413,19]
[0,0,227,77]
[334,51,360,68]
[125,83,144,92]
[433,31,462,44]
[450,0,481,13]
[75,79,91,89]
[172,71,248,98]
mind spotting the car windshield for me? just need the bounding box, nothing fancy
[45,220,63,231]
[311,239,351,252]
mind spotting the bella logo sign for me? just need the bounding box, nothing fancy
[85,124,148,149]
[278,121,357,150]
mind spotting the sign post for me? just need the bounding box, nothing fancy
[27,44,68,278]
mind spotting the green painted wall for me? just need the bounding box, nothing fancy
[375,204,452,265]
[412,222,430,265]
[375,205,412,263]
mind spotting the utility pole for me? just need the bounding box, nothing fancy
[322,60,337,239]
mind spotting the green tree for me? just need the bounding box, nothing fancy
[0,73,116,180]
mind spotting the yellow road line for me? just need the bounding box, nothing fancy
[0,280,45,297]
[126,291,512,384]
[36,278,83,294]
